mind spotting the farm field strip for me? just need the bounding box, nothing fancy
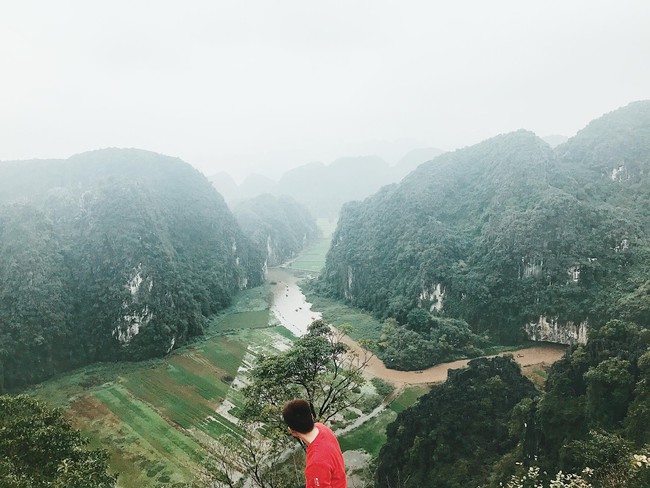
[52,332,263,487]
[91,385,201,486]
[66,326,300,487]
[284,218,336,273]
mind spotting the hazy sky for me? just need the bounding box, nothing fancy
[1,1,649,181]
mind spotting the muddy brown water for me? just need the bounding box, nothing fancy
[267,267,567,386]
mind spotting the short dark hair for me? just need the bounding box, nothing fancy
[282,399,315,434]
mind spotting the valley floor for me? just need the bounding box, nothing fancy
[27,229,566,487]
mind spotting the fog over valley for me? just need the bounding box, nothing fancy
[2,2,650,488]
[2,1,650,180]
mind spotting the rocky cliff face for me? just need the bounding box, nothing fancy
[524,316,588,345]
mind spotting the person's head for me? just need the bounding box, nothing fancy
[282,399,315,434]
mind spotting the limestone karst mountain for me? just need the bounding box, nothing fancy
[320,101,650,348]
[0,148,265,391]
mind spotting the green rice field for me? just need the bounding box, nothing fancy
[338,409,398,457]
[32,332,254,487]
[388,385,430,414]
[210,309,270,333]
[30,326,287,488]
[285,218,336,273]
[207,283,273,334]
[305,292,384,343]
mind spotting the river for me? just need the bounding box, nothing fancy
[267,267,322,336]
[266,266,567,386]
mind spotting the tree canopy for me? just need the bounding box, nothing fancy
[242,320,369,428]
[376,356,538,488]
[0,394,116,487]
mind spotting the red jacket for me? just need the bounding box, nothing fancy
[305,423,347,488]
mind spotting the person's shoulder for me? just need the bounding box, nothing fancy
[316,422,334,435]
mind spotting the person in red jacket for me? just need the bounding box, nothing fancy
[282,399,347,488]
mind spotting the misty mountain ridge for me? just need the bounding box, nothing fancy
[320,100,650,364]
[208,148,445,218]
[541,134,569,147]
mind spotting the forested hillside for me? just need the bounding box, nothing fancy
[377,321,650,487]
[320,102,650,357]
[377,356,538,487]
[0,149,264,392]
[234,194,319,267]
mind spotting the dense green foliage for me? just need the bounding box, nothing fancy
[376,320,650,487]
[234,194,319,266]
[0,149,264,391]
[320,101,650,350]
[0,394,116,487]
[523,321,650,477]
[376,356,538,487]
[378,315,486,370]
[493,320,650,487]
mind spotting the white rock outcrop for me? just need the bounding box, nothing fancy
[113,305,153,344]
[524,315,588,345]
[419,283,445,312]
[344,266,354,300]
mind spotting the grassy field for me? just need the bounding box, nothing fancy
[209,309,270,333]
[305,292,384,343]
[338,385,431,457]
[339,410,397,457]
[208,283,273,334]
[388,385,430,414]
[32,332,254,487]
[285,218,336,273]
